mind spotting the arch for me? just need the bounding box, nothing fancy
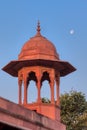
[27,71,37,85]
[41,71,51,101]
[41,71,50,84]
[27,80,37,103]
[27,71,37,103]
[41,80,51,101]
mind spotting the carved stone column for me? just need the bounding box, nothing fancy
[37,80,41,103]
[50,80,55,104]
[36,72,42,103]
[55,73,60,105]
[49,71,55,104]
[18,79,22,104]
[24,76,28,104]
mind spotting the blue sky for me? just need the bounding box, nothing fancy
[0,0,87,103]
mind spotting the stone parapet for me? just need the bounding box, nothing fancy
[0,97,66,130]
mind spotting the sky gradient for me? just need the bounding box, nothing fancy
[0,0,87,103]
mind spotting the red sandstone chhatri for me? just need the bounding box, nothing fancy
[2,22,76,130]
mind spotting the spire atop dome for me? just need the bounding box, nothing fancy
[36,20,41,36]
[37,20,41,32]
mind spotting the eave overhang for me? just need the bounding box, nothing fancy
[2,59,76,77]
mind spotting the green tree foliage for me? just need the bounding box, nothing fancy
[60,90,87,130]
[42,97,51,103]
[75,110,87,130]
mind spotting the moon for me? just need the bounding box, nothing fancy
[70,29,75,35]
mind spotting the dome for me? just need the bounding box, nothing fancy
[2,22,76,77]
[18,22,59,61]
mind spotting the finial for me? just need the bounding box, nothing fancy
[36,20,41,35]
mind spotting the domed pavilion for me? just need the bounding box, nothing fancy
[2,22,76,122]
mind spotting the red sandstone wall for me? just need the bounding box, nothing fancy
[0,97,66,130]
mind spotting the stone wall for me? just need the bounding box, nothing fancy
[0,97,66,130]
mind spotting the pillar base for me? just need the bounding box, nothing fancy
[23,103,60,121]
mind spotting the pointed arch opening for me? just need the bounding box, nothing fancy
[41,71,51,102]
[27,71,37,103]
